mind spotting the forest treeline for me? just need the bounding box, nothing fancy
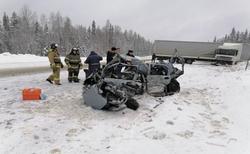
[214,27,250,44]
[0,6,153,56]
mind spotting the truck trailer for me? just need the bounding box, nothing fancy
[153,40,250,64]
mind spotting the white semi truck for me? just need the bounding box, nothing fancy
[153,40,250,64]
[215,43,250,64]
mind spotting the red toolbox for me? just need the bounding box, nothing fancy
[22,88,41,100]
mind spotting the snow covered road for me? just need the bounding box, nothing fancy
[0,62,250,154]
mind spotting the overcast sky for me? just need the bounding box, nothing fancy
[1,0,250,42]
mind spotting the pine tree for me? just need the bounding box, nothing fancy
[236,31,240,42]
[0,20,2,30]
[2,12,12,53]
[230,27,236,42]
[44,24,48,33]
[63,17,75,52]
[34,22,41,34]
[33,21,44,55]
[91,20,96,36]
[42,23,49,52]
[0,20,4,53]
[213,36,217,42]
[108,25,114,48]
[243,29,248,42]
[10,12,19,28]
[247,33,250,42]
[3,13,10,31]
[224,34,228,42]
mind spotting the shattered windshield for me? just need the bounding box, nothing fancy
[215,49,238,56]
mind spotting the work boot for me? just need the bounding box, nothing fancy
[46,78,53,84]
[68,79,72,83]
[54,81,62,85]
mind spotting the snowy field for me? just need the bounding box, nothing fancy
[0,52,49,69]
[0,52,90,69]
[0,54,250,154]
[0,52,149,69]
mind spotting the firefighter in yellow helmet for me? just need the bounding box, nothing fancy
[46,43,64,85]
[64,48,83,82]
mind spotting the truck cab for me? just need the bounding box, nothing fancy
[215,43,242,64]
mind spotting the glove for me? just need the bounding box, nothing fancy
[61,63,64,68]
[79,63,83,69]
[50,63,56,69]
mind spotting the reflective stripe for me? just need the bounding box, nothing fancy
[69,59,81,62]
[68,66,80,69]
[90,63,100,66]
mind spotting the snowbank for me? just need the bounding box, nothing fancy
[0,52,87,69]
[0,52,149,70]
[0,61,250,153]
[0,52,50,69]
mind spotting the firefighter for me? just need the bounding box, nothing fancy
[84,51,103,78]
[46,43,64,85]
[64,48,83,82]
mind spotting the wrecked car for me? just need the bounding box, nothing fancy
[83,54,184,111]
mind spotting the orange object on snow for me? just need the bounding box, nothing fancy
[22,88,41,100]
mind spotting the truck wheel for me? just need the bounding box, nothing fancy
[185,59,193,64]
[176,59,182,64]
[125,98,139,110]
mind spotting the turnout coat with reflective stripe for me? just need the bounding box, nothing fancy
[65,53,82,69]
[48,49,61,64]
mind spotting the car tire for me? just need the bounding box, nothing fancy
[125,98,139,110]
[166,79,180,95]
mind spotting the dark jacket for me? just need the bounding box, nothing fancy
[84,51,103,73]
[107,51,116,64]
[126,52,135,57]
[152,53,156,61]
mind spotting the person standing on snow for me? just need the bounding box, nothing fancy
[106,47,120,64]
[151,53,156,62]
[126,50,135,57]
[64,48,83,83]
[84,51,103,78]
[46,43,64,85]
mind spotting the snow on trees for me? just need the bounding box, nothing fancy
[0,6,153,56]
